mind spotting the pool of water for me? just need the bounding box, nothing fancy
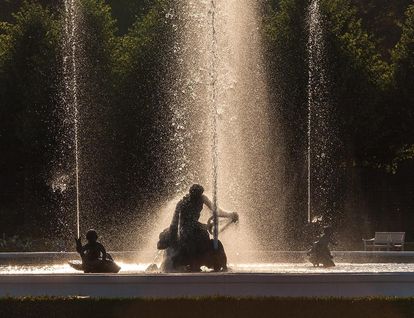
[1,262,414,275]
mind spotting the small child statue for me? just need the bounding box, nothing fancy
[74,229,120,273]
[307,226,336,267]
[76,229,107,263]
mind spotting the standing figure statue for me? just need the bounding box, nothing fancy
[157,184,239,272]
[307,226,336,267]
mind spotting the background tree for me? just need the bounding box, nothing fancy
[392,5,414,156]
[0,2,60,240]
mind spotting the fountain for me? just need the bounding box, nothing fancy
[209,0,220,249]
[209,0,283,254]
[1,0,414,298]
[147,0,284,263]
[307,0,338,224]
[63,0,81,239]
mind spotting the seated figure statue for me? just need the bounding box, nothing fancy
[157,184,238,272]
[307,226,336,267]
[72,229,120,273]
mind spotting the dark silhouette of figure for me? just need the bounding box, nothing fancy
[73,229,120,273]
[307,226,336,267]
[157,184,238,272]
[76,229,107,262]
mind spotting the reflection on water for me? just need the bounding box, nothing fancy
[231,263,414,273]
[0,263,148,275]
[1,263,414,275]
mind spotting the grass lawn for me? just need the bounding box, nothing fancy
[1,297,414,318]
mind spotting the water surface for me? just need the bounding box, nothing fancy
[1,263,413,275]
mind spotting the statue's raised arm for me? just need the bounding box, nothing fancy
[202,194,239,222]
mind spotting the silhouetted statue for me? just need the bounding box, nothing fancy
[70,229,120,273]
[307,226,336,267]
[157,184,238,272]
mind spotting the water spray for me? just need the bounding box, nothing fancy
[308,0,332,224]
[64,0,81,238]
[307,0,319,224]
[210,0,219,250]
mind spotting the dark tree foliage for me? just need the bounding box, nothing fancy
[350,0,413,60]
[320,0,390,162]
[106,0,155,35]
[0,0,60,22]
[392,5,414,150]
[0,2,61,240]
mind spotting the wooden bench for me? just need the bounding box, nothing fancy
[363,232,405,251]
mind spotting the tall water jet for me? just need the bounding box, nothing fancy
[63,0,81,238]
[209,0,219,250]
[307,0,336,223]
[212,0,284,254]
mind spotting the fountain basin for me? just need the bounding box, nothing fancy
[1,272,414,298]
[1,252,414,297]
